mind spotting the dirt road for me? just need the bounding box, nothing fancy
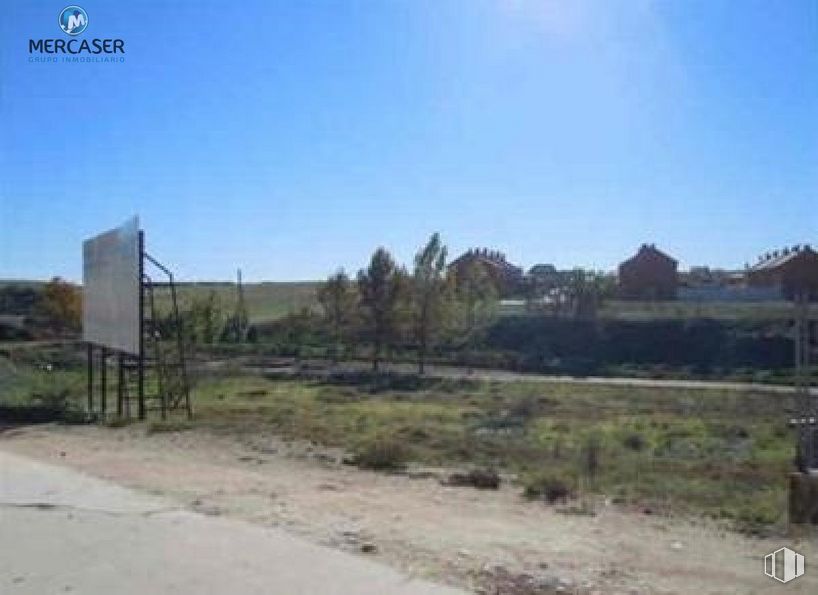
[2,423,816,593]
[0,449,463,595]
[217,357,815,396]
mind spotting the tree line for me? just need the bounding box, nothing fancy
[318,233,498,374]
[0,278,82,337]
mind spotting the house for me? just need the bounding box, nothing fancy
[448,248,523,297]
[746,245,818,299]
[618,244,678,300]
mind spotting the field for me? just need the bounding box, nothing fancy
[188,365,793,533]
[154,281,319,323]
[6,278,813,325]
[0,344,796,534]
[3,344,816,592]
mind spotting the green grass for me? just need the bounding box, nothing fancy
[0,355,85,408]
[191,370,795,533]
[151,281,319,323]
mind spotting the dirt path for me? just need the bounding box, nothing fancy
[208,356,815,396]
[2,423,816,594]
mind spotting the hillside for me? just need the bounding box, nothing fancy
[165,281,319,323]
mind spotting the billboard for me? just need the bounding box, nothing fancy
[82,216,141,355]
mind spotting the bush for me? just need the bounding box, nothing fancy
[446,468,501,489]
[29,387,73,412]
[623,432,646,451]
[354,437,410,471]
[582,435,601,481]
[523,473,574,504]
[27,386,84,422]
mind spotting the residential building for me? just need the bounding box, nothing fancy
[618,244,678,300]
[448,248,523,297]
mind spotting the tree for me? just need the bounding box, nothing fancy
[411,233,449,374]
[189,290,222,344]
[318,269,356,362]
[39,277,81,333]
[357,248,402,372]
[454,260,497,368]
[565,269,612,319]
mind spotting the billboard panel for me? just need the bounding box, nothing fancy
[82,216,141,355]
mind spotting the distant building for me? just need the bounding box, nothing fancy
[618,244,678,300]
[746,245,818,299]
[448,248,523,297]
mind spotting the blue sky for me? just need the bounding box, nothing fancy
[2,0,817,282]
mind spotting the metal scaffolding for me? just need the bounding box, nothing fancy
[86,231,191,421]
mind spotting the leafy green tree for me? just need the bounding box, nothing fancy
[565,269,612,319]
[357,247,403,371]
[454,260,497,366]
[190,290,222,344]
[318,269,357,362]
[39,277,81,333]
[411,233,449,374]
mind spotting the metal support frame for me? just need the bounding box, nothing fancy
[117,353,124,417]
[86,343,93,414]
[138,230,146,420]
[85,228,190,421]
[100,347,107,415]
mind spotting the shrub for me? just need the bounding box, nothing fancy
[354,437,410,471]
[446,468,501,490]
[582,435,601,481]
[523,473,574,504]
[623,432,646,451]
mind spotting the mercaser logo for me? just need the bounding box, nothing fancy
[59,6,88,36]
[29,5,124,59]
[764,547,805,584]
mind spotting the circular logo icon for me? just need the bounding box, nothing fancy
[59,6,88,36]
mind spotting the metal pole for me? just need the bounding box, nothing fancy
[794,291,812,470]
[86,343,93,414]
[169,271,192,419]
[100,347,107,416]
[117,353,124,417]
[138,230,146,420]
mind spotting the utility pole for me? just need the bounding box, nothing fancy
[236,267,248,341]
[789,288,818,524]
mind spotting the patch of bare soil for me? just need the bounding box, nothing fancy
[1,423,816,594]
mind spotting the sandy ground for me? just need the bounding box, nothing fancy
[0,450,463,595]
[1,422,816,594]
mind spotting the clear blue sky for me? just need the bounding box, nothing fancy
[2,0,816,282]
